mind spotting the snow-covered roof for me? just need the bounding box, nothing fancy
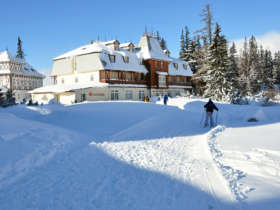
[168,58,193,77]
[0,51,23,63]
[29,82,108,94]
[120,42,134,48]
[102,40,119,45]
[156,71,168,76]
[137,34,172,62]
[52,42,148,76]
[51,35,192,78]
[0,51,45,78]
[54,43,107,60]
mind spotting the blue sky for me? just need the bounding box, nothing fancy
[1,0,280,72]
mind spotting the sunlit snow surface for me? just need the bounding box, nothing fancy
[0,98,279,210]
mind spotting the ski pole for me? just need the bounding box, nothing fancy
[215,111,219,126]
[200,108,205,125]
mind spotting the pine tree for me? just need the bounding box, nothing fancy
[203,23,231,101]
[16,36,25,59]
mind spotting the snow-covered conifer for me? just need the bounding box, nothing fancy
[203,23,231,101]
[16,36,25,59]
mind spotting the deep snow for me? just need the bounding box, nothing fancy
[0,98,279,210]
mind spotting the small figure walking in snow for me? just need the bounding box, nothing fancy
[163,95,168,105]
[204,99,218,127]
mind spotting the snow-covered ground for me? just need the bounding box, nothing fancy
[0,97,279,210]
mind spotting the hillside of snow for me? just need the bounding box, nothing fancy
[0,98,279,210]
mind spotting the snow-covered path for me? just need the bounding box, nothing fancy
[0,98,279,209]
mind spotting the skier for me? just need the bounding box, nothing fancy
[163,95,168,105]
[204,99,218,127]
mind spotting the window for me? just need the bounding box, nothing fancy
[158,75,166,87]
[122,56,129,63]
[173,63,178,69]
[161,61,164,69]
[154,61,158,68]
[75,77,78,83]
[111,90,119,100]
[90,75,94,81]
[125,90,133,100]
[109,54,116,63]
[110,71,118,80]
[100,71,105,80]
[126,72,132,81]
[139,90,145,101]
[183,64,188,70]
[61,78,64,84]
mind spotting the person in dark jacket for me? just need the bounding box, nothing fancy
[204,99,218,127]
[163,95,168,105]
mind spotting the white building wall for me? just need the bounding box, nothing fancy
[56,71,100,85]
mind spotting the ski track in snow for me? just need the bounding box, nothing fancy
[206,125,280,210]
[207,126,250,210]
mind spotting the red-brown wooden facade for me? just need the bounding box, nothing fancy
[98,59,192,89]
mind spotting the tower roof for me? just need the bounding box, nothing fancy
[137,34,172,61]
[0,50,23,62]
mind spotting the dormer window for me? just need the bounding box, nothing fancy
[173,63,178,69]
[122,56,129,63]
[109,54,116,63]
[183,64,188,70]
[129,44,134,52]
[114,43,120,51]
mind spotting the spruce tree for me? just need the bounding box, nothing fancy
[263,50,274,90]
[156,31,160,40]
[183,26,192,62]
[160,38,167,50]
[203,23,231,101]
[273,51,280,85]
[179,29,185,59]
[247,36,261,94]
[228,42,240,91]
[16,36,25,59]
[187,39,198,73]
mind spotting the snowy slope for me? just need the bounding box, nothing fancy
[0,98,279,210]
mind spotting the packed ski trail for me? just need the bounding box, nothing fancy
[0,98,279,210]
